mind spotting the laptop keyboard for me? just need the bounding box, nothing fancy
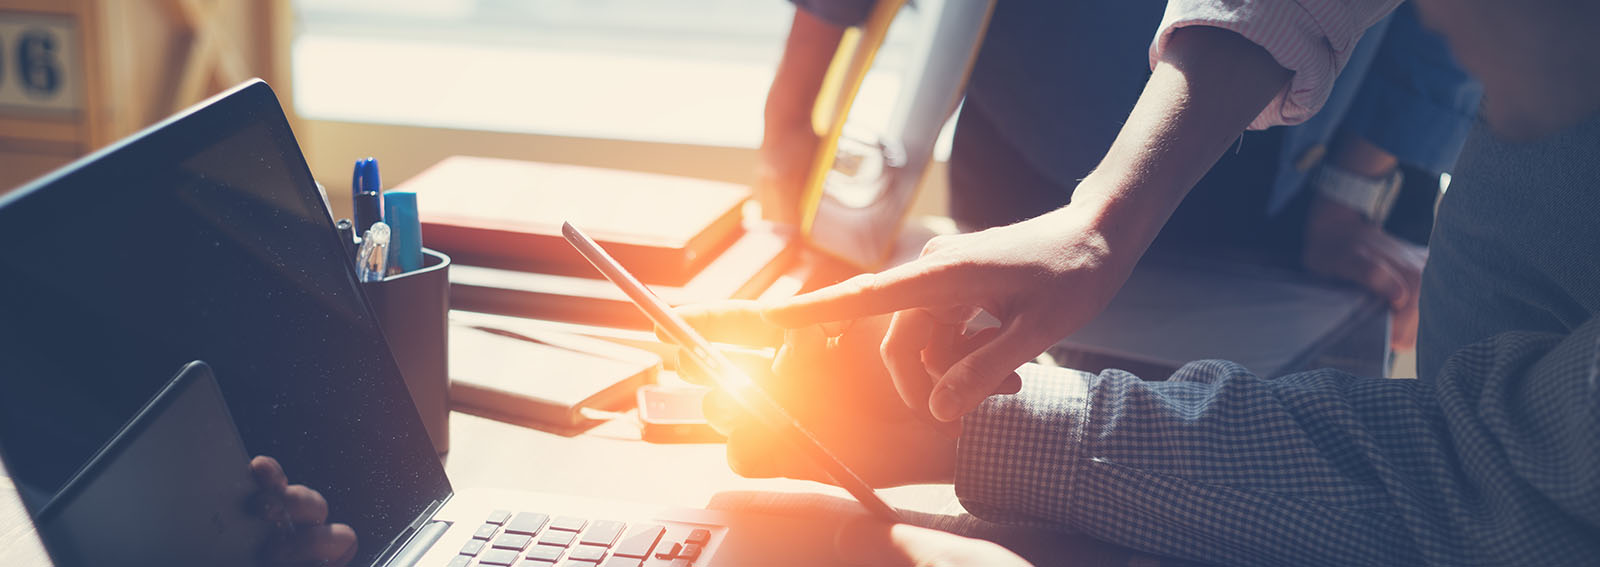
[447,509,713,567]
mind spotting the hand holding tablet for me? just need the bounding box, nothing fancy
[563,222,904,522]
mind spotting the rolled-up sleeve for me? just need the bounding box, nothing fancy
[1152,0,1401,129]
[1340,3,1483,175]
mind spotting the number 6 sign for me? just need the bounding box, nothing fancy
[0,11,81,115]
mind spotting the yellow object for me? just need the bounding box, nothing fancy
[797,0,907,234]
[797,0,996,270]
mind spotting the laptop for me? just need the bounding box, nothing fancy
[0,80,855,567]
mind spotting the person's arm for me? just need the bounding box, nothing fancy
[1337,2,1483,178]
[1077,0,1411,240]
[764,25,1292,422]
[756,7,848,224]
[1300,2,1482,353]
[956,317,1600,566]
[765,8,847,136]
[1067,25,1293,275]
[765,1,1407,423]
[1157,0,1403,129]
[1303,135,1429,351]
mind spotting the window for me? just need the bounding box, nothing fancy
[292,0,922,148]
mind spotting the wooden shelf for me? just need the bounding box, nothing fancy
[0,0,292,193]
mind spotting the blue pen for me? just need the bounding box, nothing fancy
[383,191,423,273]
[352,157,383,234]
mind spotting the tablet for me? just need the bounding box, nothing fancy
[563,222,902,522]
[34,361,271,566]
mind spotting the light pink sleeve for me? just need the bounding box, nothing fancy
[1151,0,1401,129]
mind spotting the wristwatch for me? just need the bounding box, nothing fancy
[1311,164,1404,224]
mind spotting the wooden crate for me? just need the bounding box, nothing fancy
[0,0,291,193]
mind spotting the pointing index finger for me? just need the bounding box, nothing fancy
[762,260,961,328]
[662,300,784,347]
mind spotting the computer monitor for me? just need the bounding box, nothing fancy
[0,80,450,566]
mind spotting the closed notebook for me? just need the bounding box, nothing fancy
[448,321,660,427]
[448,221,798,329]
[400,156,749,286]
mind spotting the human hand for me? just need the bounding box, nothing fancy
[763,208,1127,425]
[667,300,963,487]
[754,119,820,225]
[834,518,1033,567]
[251,456,358,567]
[1302,196,1427,351]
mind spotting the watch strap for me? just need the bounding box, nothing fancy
[1312,164,1404,223]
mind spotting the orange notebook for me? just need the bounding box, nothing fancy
[399,156,749,285]
[449,222,798,329]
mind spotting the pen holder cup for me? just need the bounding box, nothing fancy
[362,248,452,457]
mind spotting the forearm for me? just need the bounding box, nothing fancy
[765,9,845,136]
[1307,134,1401,223]
[958,364,1431,566]
[956,318,1600,566]
[1338,2,1482,175]
[1329,135,1399,178]
[1066,26,1290,259]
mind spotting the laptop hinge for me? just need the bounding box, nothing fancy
[372,495,451,567]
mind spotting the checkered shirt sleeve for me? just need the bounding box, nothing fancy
[955,317,1600,566]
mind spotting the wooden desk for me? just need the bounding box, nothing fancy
[441,402,1166,567]
[0,474,50,565]
[441,375,961,516]
[0,389,1168,567]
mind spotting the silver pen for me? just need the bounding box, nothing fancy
[356,222,391,282]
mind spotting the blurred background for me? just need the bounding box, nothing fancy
[0,0,951,219]
[0,0,1410,377]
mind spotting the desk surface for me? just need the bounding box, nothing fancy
[442,386,961,515]
[0,406,953,564]
[0,399,1166,567]
[443,402,1166,567]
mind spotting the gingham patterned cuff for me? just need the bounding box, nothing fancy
[953,363,1094,527]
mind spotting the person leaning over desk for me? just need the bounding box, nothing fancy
[760,1,1482,352]
[680,0,1600,565]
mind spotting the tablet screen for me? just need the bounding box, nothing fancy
[563,222,902,522]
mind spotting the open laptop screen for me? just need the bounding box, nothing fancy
[0,81,450,566]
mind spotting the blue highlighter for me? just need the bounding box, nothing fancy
[383,191,423,274]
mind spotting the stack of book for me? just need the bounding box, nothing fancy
[396,156,799,329]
